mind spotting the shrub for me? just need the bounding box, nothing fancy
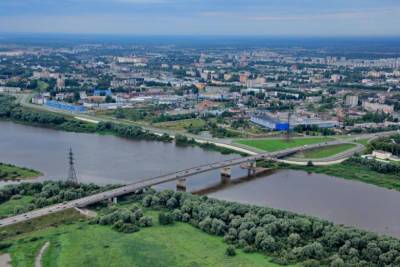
[158,212,174,225]
[139,216,153,227]
[226,245,236,256]
[0,242,12,250]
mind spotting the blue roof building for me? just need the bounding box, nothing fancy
[93,89,112,96]
[250,114,289,131]
[46,100,86,113]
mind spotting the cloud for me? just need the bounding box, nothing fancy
[200,7,400,22]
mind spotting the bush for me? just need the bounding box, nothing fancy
[158,212,174,225]
[139,216,153,227]
[0,242,12,250]
[243,245,255,253]
[226,245,236,256]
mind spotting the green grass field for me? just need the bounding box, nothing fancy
[0,196,33,218]
[0,163,42,180]
[3,210,286,267]
[153,118,206,131]
[236,137,334,152]
[353,138,370,146]
[292,143,356,159]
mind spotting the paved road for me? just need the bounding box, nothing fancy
[0,140,347,228]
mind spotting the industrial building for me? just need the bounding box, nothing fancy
[46,100,86,112]
[250,114,289,131]
[251,112,338,131]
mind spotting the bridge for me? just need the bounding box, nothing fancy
[0,140,352,228]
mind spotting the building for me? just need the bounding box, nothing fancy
[31,95,48,105]
[239,73,250,84]
[0,86,21,93]
[362,101,394,114]
[372,150,393,160]
[56,77,65,89]
[46,100,86,112]
[345,95,359,107]
[111,78,144,88]
[93,89,112,96]
[250,114,289,131]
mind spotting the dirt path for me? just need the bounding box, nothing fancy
[35,241,49,267]
[0,254,12,267]
[74,207,97,218]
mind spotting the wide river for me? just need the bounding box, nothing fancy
[0,121,244,189]
[2,121,400,237]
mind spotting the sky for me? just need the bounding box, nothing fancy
[0,0,400,36]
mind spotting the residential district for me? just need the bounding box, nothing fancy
[1,42,400,138]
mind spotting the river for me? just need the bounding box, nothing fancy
[0,121,244,189]
[2,121,400,237]
[211,169,400,237]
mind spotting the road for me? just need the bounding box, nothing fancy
[0,140,348,228]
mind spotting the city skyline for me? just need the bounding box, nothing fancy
[1,0,400,36]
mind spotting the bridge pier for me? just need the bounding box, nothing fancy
[176,178,187,192]
[107,197,118,205]
[247,161,257,177]
[220,167,231,184]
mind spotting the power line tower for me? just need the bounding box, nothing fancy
[67,147,78,185]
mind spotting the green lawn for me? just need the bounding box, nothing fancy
[0,196,33,218]
[0,163,42,180]
[292,143,356,159]
[3,210,285,267]
[153,118,206,131]
[290,163,400,192]
[354,138,370,146]
[237,137,334,152]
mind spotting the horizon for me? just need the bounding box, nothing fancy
[1,0,399,36]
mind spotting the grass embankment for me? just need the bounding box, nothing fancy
[291,143,356,159]
[1,209,284,267]
[0,196,33,218]
[0,209,84,240]
[236,137,334,152]
[0,163,42,180]
[290,162,400,191]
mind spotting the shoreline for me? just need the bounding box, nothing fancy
[0,162,42,182]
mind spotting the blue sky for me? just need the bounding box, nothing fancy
[0,0,399,36]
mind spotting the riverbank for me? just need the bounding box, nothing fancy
[4,188,400,266]
[2,94,248,156]
[0,163,42,181]
[289,160,400,192]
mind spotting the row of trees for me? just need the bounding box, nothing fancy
[368,134,400,157]
[0,181,113,219]
[0,94,172,142]
[151,112,198,123]
[293,125,336,136]
[0,94,96,133]
[137,189,400,266]
[347,156,400,175]
[95,121,172,142]
[174,134,238,155]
